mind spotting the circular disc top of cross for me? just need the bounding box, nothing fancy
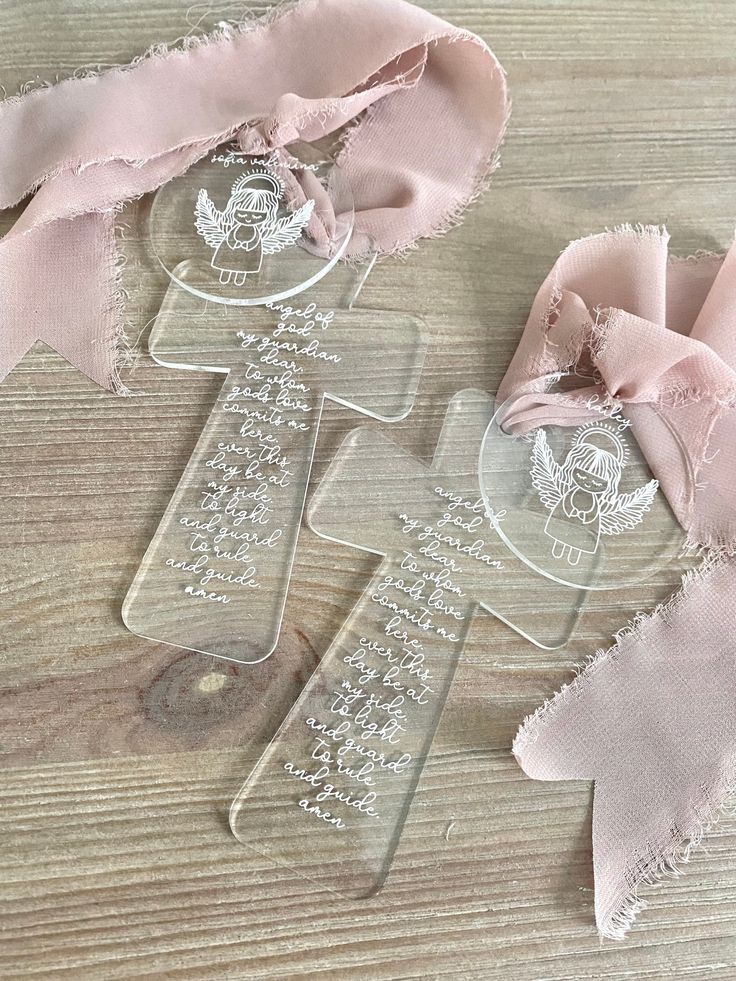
[479,373,686,590]
[151,140,355,306]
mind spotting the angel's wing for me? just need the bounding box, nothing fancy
[261,199,315,255]
[530,429,565,510]
[599,479,659,536]
[194,189,228,248]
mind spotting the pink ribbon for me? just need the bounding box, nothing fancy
[499,225,736,549]
[499,225,736,937]
[0,0,508,392]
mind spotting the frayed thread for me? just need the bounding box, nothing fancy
[603,762,736,941]
[104,210,136,397]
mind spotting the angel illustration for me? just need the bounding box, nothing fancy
[194,169,315,285]
[530,424,658,566]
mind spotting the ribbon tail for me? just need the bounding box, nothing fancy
[0,213,125,392]
[515,557,736,939]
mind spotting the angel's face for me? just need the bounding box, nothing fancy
[571,466,608,494]
[234,205,269,226]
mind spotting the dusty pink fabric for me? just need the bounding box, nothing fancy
[0,0,508,391]
[500,225,736,938]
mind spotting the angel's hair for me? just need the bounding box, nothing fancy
[562,441,622,495]
[225,186,279,225]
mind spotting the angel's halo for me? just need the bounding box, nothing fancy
[571,421,629,465]
[230,166,284,198]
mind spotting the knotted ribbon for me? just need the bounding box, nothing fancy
[499,225,736,938]
[0,0,508,392]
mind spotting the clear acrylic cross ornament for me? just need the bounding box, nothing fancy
[229,390,585,897]
[123,259,427,663]
[479,374,686,590]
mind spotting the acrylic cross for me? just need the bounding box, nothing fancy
[229,389,583,896]
[123,261,426,663]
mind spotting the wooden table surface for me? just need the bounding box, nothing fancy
[2,1,736,978]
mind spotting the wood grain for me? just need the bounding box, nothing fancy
[2,1,736,977]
